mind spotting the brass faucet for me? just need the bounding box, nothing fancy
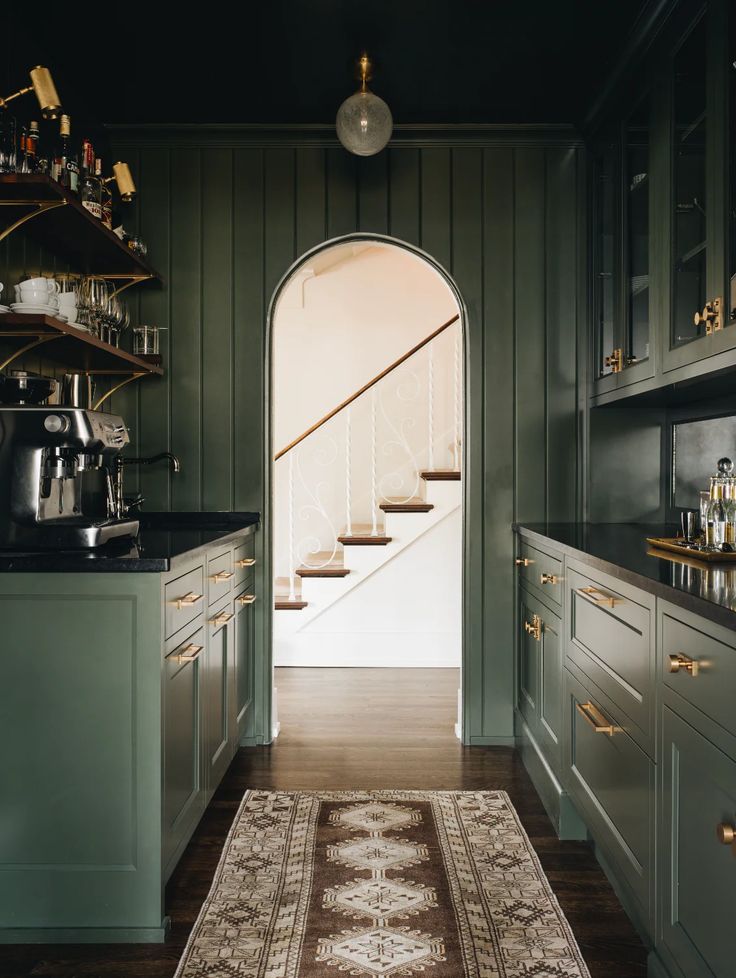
[113,452,181,518]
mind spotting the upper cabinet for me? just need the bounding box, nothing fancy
[590,0,736,402]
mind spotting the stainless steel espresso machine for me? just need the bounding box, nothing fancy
[0,406,140,549]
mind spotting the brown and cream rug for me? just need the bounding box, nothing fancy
[174,790,590,977]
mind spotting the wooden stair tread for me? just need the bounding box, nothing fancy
[380,497,433,513]
[338,533,392,545]
[275,599,308,610]
[420,470,461,481]
[296,563,351,577]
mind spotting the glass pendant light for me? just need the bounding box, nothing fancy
[336,54,393,157]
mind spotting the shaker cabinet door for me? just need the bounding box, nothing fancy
[232,585,256,744]
[163,626,205,875]
[204,602,234,796]
[659,706,736,978]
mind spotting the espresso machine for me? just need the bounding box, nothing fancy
[0,406,140,549]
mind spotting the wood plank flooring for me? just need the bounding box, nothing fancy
[0,668,648,978]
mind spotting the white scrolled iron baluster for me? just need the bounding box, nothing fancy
[371,388,378,536]
[453,324,461,470]
[345,407,353,537]
[427,343,435,473]
[288,452,296,601]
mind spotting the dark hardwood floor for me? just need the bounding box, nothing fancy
[1,668,648,978]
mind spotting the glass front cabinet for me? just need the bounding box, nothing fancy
[591,0,736,398]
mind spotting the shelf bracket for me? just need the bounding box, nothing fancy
[100,273,156,298]
[0,199,68,245]
[0,334,62,372]
[92,372,146,411]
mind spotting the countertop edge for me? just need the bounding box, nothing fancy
[0,520,259,573]
[514,522,736,631]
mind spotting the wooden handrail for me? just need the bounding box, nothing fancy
[274,313,460,461]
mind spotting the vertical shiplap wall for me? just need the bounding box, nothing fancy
[99,133,580,743]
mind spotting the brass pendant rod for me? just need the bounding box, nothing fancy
[0,334,62,372]
[0,199,68,245]
[92,372,145,411]
[0,85,33,109]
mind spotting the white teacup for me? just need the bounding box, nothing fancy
[58,292,78,308]
[19,277,60,295]
[18,289,53,305]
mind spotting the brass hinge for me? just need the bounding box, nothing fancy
[604,348,623,373]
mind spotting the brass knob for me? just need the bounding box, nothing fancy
[717,823,735,846]
[694,298,722,334]
[540,573,559,585]
[668,654,699,677]
[515,558,531,567]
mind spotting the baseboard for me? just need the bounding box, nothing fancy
[0,919,170,944]
[515,714,587,840]
[274,631,461,668]
[465,735,516,746]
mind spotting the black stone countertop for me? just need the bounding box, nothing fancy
[0,512,260,572]
[515,522,736,631]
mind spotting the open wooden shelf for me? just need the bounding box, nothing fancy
[0,313,163,375]
[0,174,161,282]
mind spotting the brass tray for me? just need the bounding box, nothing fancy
[646,536,736,562]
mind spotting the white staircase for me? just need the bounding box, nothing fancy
[273,314,463,660]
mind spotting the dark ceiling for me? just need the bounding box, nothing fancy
[4,1,648,129]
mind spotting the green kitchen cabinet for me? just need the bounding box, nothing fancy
[204,595,235,796]
[0,525,256,944]
[592,90,657,397]
[590,0,736,404]
[163,624,206,878]
[232,582,256,743]
[657,705,736,978]
[518,586,540,732]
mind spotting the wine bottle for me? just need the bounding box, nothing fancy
[52,115,79,193]
[706,477,727,549]
[97,158,112,228]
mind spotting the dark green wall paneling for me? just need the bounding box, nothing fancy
[73,131,581,745]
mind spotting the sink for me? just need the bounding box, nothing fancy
[136,511,259,532]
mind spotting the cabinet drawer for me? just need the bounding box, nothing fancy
[661,604,736,738]
[567,565,654,751]
[207,550,234,607]
[164,565,205,639]
[565,667,654,932]
[517,539,563,607]
[660,706,736,978]
[233,537,256,588]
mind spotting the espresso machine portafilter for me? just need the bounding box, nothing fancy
[0,406,140,549]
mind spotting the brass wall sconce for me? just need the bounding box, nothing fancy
[103,162,137,203]
[336,53,393,157]
[0,66,62,120]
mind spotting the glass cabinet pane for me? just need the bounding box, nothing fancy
[672,17,707,348]
[729,9,736,325]
[625,96,650,364]
[594,139,618,378]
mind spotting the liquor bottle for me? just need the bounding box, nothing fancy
[18,124,29,173]
[80,138,94,180]
[706,477,727,549]
[80,160,102,220]
[97,158,112,228]
[26,121,39,171]
[724,477,736,546]
[52,115,79,193]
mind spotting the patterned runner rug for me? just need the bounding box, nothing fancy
[174,790,591,978]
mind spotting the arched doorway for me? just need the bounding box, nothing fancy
[264,234,468,739]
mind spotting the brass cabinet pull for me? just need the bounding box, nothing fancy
[210,611,234,626]
[576,701,617,736]
[604,348,623,373]
[212,570,234,583]
[540,572,559,585]
[238,593,256,606]
[523,613,542,642]
[167,643,203,664]
[576,585,620,608]
[515,557,531,567]
[694,297,722,334]
[717,823,735,848]
[237,557,256,568]
[668,653,699,677]
[175,591,203,611]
